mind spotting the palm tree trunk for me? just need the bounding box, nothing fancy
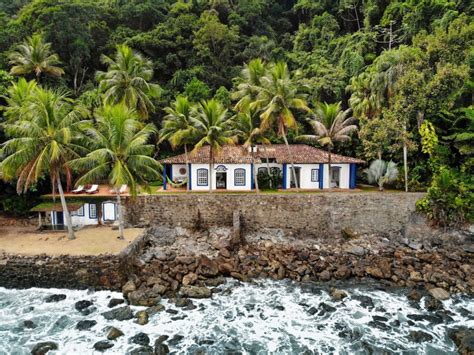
[209,147,213,193]
[56,175,75,240]
[282,134,299,191]
[252,148,259,194]
[97,202,103,225]
[328,147,332,190]
[184,144,190,192]
[116,188,124,240]
[403,122,408,192]
[262,145,272,188]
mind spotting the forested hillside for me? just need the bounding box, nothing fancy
[0,0,472,226]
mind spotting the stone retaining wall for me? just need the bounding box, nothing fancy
[0,254,125,290]
[124,192,425,237]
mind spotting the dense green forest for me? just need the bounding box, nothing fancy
[0,0,472,227]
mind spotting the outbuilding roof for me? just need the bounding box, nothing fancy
[160,144,365,165]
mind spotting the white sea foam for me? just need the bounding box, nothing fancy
[0,280,472,354]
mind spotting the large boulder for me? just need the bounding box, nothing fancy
[93,340,114,352]
[44,294,66,303]
[130,332,150,346]
[128,289,161,307]
[74,300,93,312]
[107,327,124,340]
[428,287,450,301]
[76,320,97,331]
[107,298,124,308]
[180,286,212,299]
[197,255,219,277]
[135,311,149,325]
[122,280,136,296]
[182,273,198,286]
[449,328,474,355]
[102,306,134,321]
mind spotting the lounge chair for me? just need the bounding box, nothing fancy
[85,184,99,194]
[71,185,84,194]
[119,184,128,194]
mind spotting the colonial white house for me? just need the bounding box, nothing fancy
[160,144,364,191]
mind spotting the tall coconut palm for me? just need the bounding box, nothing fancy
[346,72,382,120]
[297,102,358,188]
[96,44,161,119]
[1,78,37,122]
[69,103,161,240]
[232,58,266,111]
[190,99,236,193]
[252,61,310,190]
[233,109,271,193]
[0,87,88,240]
[8,34,64,83]
[159,96,195,191]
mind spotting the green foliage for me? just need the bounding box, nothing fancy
[364,159,399,191]
[417,167,474,227]
[257,169,282,190]
[184,78,211,103]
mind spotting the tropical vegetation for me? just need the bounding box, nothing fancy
[0,0,472,227]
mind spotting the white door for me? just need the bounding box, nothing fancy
[102,202,117,221]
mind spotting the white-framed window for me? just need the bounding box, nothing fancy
[311,169,319,182]
[89,204,97,219]
[197,168,208,186]
[258,167,267,175]
[234,168,246,186]
[72,205,84,217]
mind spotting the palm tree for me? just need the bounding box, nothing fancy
[233,109,271,193]
[8,34,64,83]
[96,44,161,119]
[252,61,310,190]
[0,87,88,240]
[346,72,382,121]
[365,159,398,191]
[159,96,195,191]
[232,58,267,111]
[69,103,161,239]
[1,78,37,122]
[190,99,236,193]
[297,102,358,188]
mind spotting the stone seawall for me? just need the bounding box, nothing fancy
[0,254,125,290]
[124,192,425,237]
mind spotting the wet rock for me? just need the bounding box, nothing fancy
[74,300,93,312]
[407,314,443,324]
[449,327,474,355]
[372,315,388,322]
[102,306,134,321]
[365,267,384,279]
[155,335,169,344]
[409,331,433,342]
[334,266,351,280]
[317,303,336,316]
[168,334,184,346]
[76,320,97,330]
[368,320,390,331]
[166,309,178,315]
[330,288,348,301]
[31,341,58,355]
[182,273,198,286]
[180,286,212,299]
[428,287,450,301]
[122,280,136,296]
[23,320,36,329]
[107,326,124,340]
[353,295,374,309]
[145,305,165,316]
[44,294,66,303]
[135,310,149,325]
[218,262,234,275]
[204,277,225,287]
[197,255,219,277]
[93,340,114,351]
[424,295,443,311]
[107,298,124,308]
[319,270,332,281]
[130,346,154,355]
[130,332,150,346]
[154,341,170,355]
[407,288,422,302]
[128,289,161,307]
[151,284,168,295]
[175,298,192,308]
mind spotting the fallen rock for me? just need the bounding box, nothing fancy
[424,295,444,311]
[341,227,359,240]
[122,280,136,296]
[145,305,165,316]
[365,267,384,279]
[168,334,184,346]
[93,340,114,352]
[23,320,36,329]
[428,287,450,301]
[407,288,422,302]
[409,271,423,282]
[107,298,124,308]
[76,320,97,331]
[128,290,161,307]
[319,270,332,281]
[344,245,365,256]
[44,294,66,303]
[107,326,124,341]
[197,255,219,277]
[175,298,192,308]
[130,332,150,346]
[135,310,149,325]
[102,306,134,321]
[334,266,351,280]
[130,346,154,355]
[182,273,198,286]
[409,331,433,343]
[31,341,58,355]
[180,286,212,299]
[155,342,170,355]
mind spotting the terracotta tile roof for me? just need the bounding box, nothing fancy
[160,144,365,164]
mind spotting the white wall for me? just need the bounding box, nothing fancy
[189,163,252,191]
[51,202,117,226]
[171,164,187,181]
[103,201,117,221]
[282,163,351,189]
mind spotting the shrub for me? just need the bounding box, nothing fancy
[257,169,282,190]
[416,166,473,228]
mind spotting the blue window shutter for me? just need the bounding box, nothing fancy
[319,164,324,189]
[349,163,357,189]
[251,164,254,189]
[169,164,173,180]
[162,164,167,190]
[282,163,287,189]
[188,163,192,190]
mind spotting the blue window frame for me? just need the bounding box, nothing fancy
[197,168,208,186]
[234,168,246,186]
[72,205,84,217]
[89,204,97,219]
[311,169,319,182]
